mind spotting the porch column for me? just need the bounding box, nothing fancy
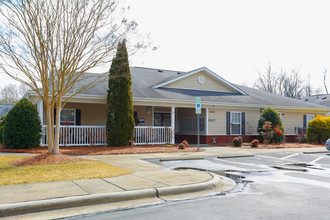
[171,106,175,144]
[37,99,43,126]
[206,107,209,135]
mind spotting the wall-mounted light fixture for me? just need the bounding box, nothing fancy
[147,106,152,114]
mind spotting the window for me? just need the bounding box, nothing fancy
[154,113,171,126]
[231,112,241,135]
[306,115,315,125]
[60,109,75,125]
[179,118,205,132]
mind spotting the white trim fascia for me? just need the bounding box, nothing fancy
[28,91,106,100]
[29,90,329,112]
[151,67,248,95]
[133,97,329,112]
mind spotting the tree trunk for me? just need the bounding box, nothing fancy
[46,104,54,154]
[53,99,62,155]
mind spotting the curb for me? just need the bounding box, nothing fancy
[157,173,221,196]
[0,172,223,217]
[159,157,204,161]
[217,154,254,159]
[303,151,329,154]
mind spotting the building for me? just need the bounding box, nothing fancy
[27,67,329,146]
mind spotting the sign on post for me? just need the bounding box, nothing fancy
[195,97,201,151]
[195,97,201,114]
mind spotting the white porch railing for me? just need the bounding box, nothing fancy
[41,125,173,146]
[134,126,173,145]
[41,125,106,146]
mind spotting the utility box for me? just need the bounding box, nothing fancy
[326,139,330,151]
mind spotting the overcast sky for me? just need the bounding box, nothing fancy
[1,0,330,93]
[126,0,330,92]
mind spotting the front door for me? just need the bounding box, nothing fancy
[154,113,171,126]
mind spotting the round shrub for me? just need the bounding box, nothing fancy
[2,98,42,149]
[250,139,259,147]
[232,136,242,147]
[257,107,284,143]
[306,115,330,143]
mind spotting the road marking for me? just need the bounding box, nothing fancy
[310,156,324,164]
[281,153,299,160]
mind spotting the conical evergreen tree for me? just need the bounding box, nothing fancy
[106,40,135,146]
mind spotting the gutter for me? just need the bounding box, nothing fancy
[28,91,330,112]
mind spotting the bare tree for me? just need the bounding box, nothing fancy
[254,63,321,99]
[0,0,144,154]
[254,63,279,94]
[0,84,19,104]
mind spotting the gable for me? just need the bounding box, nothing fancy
[162,70,239,94]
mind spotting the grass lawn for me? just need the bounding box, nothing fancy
[0,155,132,185]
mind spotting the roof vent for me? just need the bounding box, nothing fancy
[177,72,182,74]
[322,97,327,100]
[158,70,163,72]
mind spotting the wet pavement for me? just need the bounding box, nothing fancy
[75,151,330,219]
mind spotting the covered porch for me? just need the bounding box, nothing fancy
[38,102,179,146]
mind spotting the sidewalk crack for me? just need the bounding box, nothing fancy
[71,180,91,195]
[101,178,127,191]
[133,174,170,187]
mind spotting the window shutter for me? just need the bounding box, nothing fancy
[76,109,81,125]
[134,111,138,125]
[242,112,245,135]
[303,115,307,128]
[226,112,230,135]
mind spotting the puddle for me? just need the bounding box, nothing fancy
[272,166,308,172]
[174,167,251,183]
[285,163,312,167]
[284,163,325,170]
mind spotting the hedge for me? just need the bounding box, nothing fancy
[306,115,330,143]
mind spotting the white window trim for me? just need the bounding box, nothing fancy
[230,111,242,135]
[61,109,76,125]
[306,115,315,125]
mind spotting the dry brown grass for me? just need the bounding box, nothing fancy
[0,155,131,185]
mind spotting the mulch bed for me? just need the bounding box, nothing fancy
[0,145,202,155]
[9,154,83,166]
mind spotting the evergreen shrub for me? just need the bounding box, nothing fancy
[106,40,135,146]
[306,115,330,143]
[232,137,242,147]
[257,107,284,143]
[2,98,41,149]
[0,115,5,143]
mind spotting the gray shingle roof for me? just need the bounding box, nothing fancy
[77,67,329,109]
[0,104,13,117]
[302,94,330,107]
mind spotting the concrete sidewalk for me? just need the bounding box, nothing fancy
[0,146,327,218]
